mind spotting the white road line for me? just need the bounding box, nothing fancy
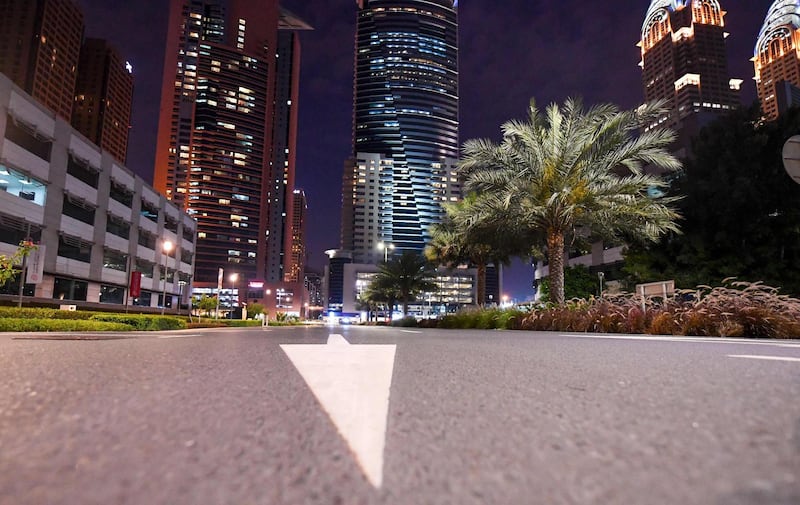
[728,355,800,363]
[281,334,396,488]
[562,334,800,348]
[400,330,421,334]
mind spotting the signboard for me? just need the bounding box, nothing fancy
[636,280,675,298]
[130,271,142,298]
[217,267,224,292]
[25,245,45,284]
[781,135,800,185]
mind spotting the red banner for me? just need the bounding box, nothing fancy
[130,271,142,298]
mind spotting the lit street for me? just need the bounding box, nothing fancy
[1,326,798,504]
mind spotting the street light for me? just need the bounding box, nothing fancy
[377,242,395,262]
[160,240,173,315]
[229,273,239,319]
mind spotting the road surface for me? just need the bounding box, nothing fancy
[0,325,798,504]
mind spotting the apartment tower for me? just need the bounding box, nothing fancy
[639,0,741,144]
[754,1,800,121]
[153,0,308,287]
[0,0,84,120]
[71,38,134,164]
[342,0,460,263]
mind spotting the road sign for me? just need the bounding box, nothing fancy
[781,135,800,185]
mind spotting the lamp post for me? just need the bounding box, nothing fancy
[178,280,186,316]
[377,242,395,262]
[229,273,239,319]
[160,240,173,315]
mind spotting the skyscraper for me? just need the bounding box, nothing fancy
[286,188,307,284]
[153,0,306,287]
[71,38,134,164]
[0,0,84,120]
[342,0,460,263]
[754,1,800,121]
[265,10,311,283]
[639,0,741,141]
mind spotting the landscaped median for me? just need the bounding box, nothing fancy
[414,281,800,339]
[0,307,187,332]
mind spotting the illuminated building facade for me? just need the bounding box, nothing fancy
[265,11,311,283]
[342,0,460,263]
[754,1,800,121]
[286,188,306,283]
[153,1,307,290]
[639,0,741,139]
[71,39,134,164]
[0,0,84,121]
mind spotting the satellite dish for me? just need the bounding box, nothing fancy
[781,135,800,185]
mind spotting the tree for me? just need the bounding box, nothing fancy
[538,264,598,302]
[426,195,522,306]
[624,105,800,294]
[0,240,38,289]
[459,98,681,304]
[196,295,217,319]
[247,302,264,319]
[370,252,437,316]
[358,284,393,322]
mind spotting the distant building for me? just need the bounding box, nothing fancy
[0,74,196,309]
[266,11,312,283]
[754,1,800,120]
[72,38,134,164]
[153,1,309,297]
[639,0,741,152]
[286,189,307,284]
[341,0,461,263]
[0,0,84,121]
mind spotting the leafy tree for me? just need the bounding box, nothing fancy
[0,240,38,288]
[538,264,599,302]
[426,194,523,306]
[624,105,800,294]
[247,302,264,318]
[459,98,681,304]
[196,295,217,318]
[370,252,437,316]
[358,284,393,322]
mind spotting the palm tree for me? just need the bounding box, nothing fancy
[371,252,437,317]
[459,98,681,305]
[426,195,523,306]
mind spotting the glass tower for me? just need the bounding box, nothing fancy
[754,1,800,121]
[343,0,460,263]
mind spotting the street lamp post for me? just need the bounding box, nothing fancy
[229,273,239,319]
[160,240,173,315]
[178,280,186,316]
[377,242,395,262]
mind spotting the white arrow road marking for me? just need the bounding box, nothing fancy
[728,355,800,363]
[280,334,396,488]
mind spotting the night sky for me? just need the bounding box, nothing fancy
[76,0,772,300]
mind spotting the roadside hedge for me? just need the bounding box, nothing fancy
[89,314,187,331]
[0,307,93,320]
[0,318,132,332]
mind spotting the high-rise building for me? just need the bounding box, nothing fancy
[153,0,306,289]
[286,188,307,283]
[72,38,134,164]
[639,0,741,140]
[265,10,311,283]
[342,0,460,263]
[0,0,84,120]
[754,1,800,121]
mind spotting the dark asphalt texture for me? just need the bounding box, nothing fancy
[0,326,798,505]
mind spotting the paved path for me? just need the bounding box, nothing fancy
[0,326,798,504]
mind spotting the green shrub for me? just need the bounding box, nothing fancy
[90,314,186,331]
[0,307,94,320]
[0,318,132,332]
[391,316,418,327]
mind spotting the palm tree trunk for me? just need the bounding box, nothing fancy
[547,230,566,305]
[476,262,487,307]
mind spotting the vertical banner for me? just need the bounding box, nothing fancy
[130,271,142,298]
[25,245,45,284]
[217,267,224,292]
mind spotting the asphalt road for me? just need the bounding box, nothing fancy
[0,325,798,505]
